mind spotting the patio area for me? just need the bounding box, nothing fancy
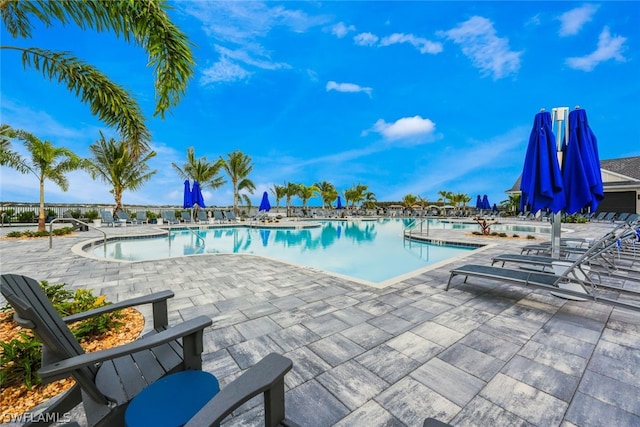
[1,219,639,426]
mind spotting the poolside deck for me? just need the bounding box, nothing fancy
[1,219,639,426]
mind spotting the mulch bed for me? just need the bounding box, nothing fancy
[0,308,145,419]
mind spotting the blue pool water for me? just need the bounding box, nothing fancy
[92,219,476,284]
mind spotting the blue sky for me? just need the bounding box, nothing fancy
[2,1,639,209]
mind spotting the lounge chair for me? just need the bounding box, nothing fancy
[161,210,180,225]
[224,210,239,222]
[181,211,192,223]
[447,237,640,311]
[115,210,134,225]
[134,210,148,224]
[63,210,88,231]
[0,274,294,427]
[196,210,209,223]
[99,209,121,227]
[598,212,616,222]
[614,213,631,223]
[213,210,225,224]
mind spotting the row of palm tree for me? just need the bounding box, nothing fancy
[267,182,378,215]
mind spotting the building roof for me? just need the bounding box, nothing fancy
[599,156,640,181]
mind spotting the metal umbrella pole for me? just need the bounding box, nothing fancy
[550,106,569,259]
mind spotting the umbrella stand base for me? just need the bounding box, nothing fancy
[551,282,589,301]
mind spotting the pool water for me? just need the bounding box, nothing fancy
[92,219,476,284]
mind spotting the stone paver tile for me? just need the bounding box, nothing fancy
[500,302,555,324]
[390,305,436,324]
[565,391,640,427]
[355,344,420,383]
[234,316,282,340]
[462,293,517,314]
[438,343,505,382]
[340,322,393,349]
[411,322,464,347]
[285,380,350,427]
[302,313,350,337]
[268,324,320,352]
[228,335,284,369]
[203,325,245,353]
[518,339,588,377]
[355,299,396,316]
[324,294,360,308]
[202,349,239,380]
[531,327,596,359]
[376,292,414,308]
[600,328,640,350]
[430,311,483,335]
[541,318,602,344]
[269,308,312,328]
[330,305,375,326]
[308,334,365,367]
[457,329,520,361]
[270,295,306,310]
[577,370,640,416]
[283,347,332,389]
[411,357,486,407]
[333,400,405,427]
[386,331,444,363]
[375,377,460,426]
[239,301,279,319]
[501,355,579,402]
[408,298,454,316]
[368,313,413,335]
[477,314,541,346]
[451,396,534,427]
[209,309,249,329]
[480,373,567,426]
[317,360,388,410]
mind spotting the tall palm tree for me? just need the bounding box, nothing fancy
[438,190,453,205]
[270,184,287,209]
[172,147,225,192]
[362,191,377,210]
[345,183,368,208]
[220,150,255,215]
[297,184,320,208]
[86,132,157,214]
[8,128,83,231]
[1,0,195,157]
[314,181,338,209]
[402,193,418,209]
[285,182,300,217]
[0,124,27,172]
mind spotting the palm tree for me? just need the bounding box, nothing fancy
[0,124,28,172]
[86,132,157,215]
[297,184,320,208]
[7,128,83,231]
[270,184,287,210]
[172,147,225,192]
[402,193,418,209]
[438,190,453,206]
[285,182,300,217]
[362,191,377,210]
[220,150,255,215]
[314,181,338,209]
[501,193,521,215]
[1,1,195,157]
[345,183,368,208]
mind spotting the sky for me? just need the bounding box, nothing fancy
[1,1,639,209]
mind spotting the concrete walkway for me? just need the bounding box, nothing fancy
[1,219,639,426]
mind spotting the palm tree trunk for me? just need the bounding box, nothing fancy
[38,177,46,231]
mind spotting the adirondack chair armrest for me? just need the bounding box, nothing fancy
[185,353,293,427]
[62,290,174,329]
[38,315,212,381]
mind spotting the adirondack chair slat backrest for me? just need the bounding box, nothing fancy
[0,274,107,404]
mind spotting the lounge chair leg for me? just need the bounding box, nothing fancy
[264,378,286,427]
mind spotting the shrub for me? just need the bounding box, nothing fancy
[17,211,36,223]
[0,281,123,390]
[512,234,519,238]
[146,211,158,220]
[490,232,499,236]
[498,232,508,237]
[4,227,74,238]
[85,209,99,220]
[6,231,22,238]
[67,209,82,219]
[471,231,482,235]
[527,235,536,239]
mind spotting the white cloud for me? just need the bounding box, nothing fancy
[354,32,379,46]
[370,116,436,141]
[332,21,355,38]
[379,33,443,54]
[326,81,372,97]
[438,16,522,80]
[200,56,252,84]
[558,4,599,36]
[565,27,627,71]
[181,1,327,86]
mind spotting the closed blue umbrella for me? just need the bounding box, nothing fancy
[492,203,498,213]
[191,181,205,208]
[336,196,343,209]
[482,195,490,210]
[562,108,603,214]
[475,195,482,210]
[520,111,565,214]
[259,191,271,212]
[182,180,193,209]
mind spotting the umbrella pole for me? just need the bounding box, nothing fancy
[551,107,568,259]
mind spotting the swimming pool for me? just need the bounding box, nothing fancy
[90,219,478,286]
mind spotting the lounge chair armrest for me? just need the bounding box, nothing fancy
[185,353,293,427]
[62,290,174,328]
[39,315,212,381]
